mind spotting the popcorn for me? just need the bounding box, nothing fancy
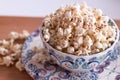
[65,11,72,18]
[43,33,50,42]
[83,35,93,49]
[73,42,79,49]
[42,2,116,56]
[64,28,72,35]
[15,58,24,71]
[94,31,106,41]
[57,28,64,36]
[102,43,108,50]
[9,32,19,39]
[67,46,75,54]
[77,36,83,45]
[0,56,14,66]
[0,47,8,55]
[93,8,103,18]
[1,39,10,48]
[19,30,30,39]
[12,44,22,51]
[22,30,30,38]
[10,50,21,60]
[60,40,69,48]
[0,30,30,71]
[94,41,103,49]
[56,45,62,51]
[0,30,54,72]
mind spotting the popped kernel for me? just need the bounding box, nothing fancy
[1,39,10,48]
[83,35,93,48]
[43,34,50,42]
[94,41,103,49]
[56,45,62,51]
[57,28,64,36]
[12,44,22,51]
[15,58,24,71]
[77,36,83,45]
[19,30,30,39]
[64,28,72,35]
[60,40,69,48]
[73,42,79,49]
[1,56,14,67]
[67,46,75,54]
[9,32,19,39]
[0,47,8,55]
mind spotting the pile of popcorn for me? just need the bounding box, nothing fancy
[42,2,116,56]
[0,30,30,71]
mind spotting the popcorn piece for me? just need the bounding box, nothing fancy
[0,47,8,55]
[1,39,10,48]
[19,30,30,39]
[10,51,21,60]
[65,11,72,18]
[56,45,62,51]
[12,44,22,51]
[0,56,14,66]
[57,28,64,36]
[60,40,69,48]
[9,32,19,39]
[102,43,108,50]
[15,58,24,71]
[93,8,103,18]
[94,32,106,41]
[76,28,86,35]
[22,30,30,38]
[92,49,100,53]
[64,28,72,35]
[43,34,50,42]
[82,49,91,56]
[83,36,93,48]
[77,37,83,45]
[94,41,103,49]
[67,46,75,54]
[76,50,83,56]
[9,39,14,48]
[73,42,79,49]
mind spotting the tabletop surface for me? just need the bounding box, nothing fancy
[0,16,119,80]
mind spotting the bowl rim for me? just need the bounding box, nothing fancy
[40,18,119,58]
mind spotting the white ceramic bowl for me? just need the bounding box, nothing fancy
[40,18,119,72]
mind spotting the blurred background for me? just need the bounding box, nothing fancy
[0,0,119,19]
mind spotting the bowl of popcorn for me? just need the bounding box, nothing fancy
[40,2,119,72]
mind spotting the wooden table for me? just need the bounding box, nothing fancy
[0,16,119,80]
[0,16,43,80]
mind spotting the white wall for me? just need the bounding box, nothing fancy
[0,0,119,19]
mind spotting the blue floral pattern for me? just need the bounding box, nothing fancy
[22,28,120,80]
[48,48,114,71]
[115,75,120,80]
